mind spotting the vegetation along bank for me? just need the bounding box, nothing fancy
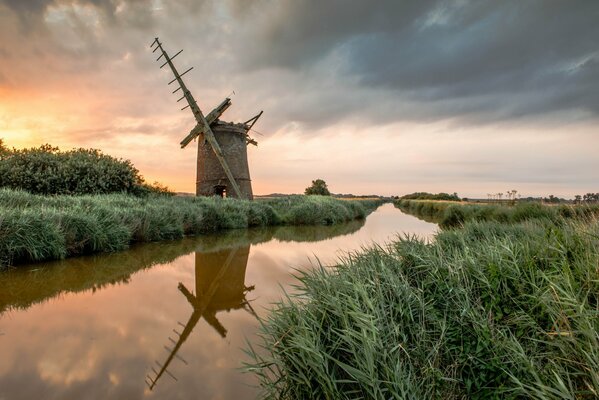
[0,140,170,196]
[395,198,599,228]
[0,190,384,268]
[247,201,599,398]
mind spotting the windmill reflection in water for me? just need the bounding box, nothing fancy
[145,244,257,390]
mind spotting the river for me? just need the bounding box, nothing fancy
[0,204,437,400]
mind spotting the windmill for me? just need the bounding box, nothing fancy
[145,245,258,391]
[150,38,261,199]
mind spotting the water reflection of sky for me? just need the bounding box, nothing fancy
[0,204,437,400]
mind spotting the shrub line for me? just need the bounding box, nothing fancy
[0,189,385,268]
[395,199,599,228]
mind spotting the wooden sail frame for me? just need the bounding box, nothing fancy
[150,37,243,199]
[145,248,257,391]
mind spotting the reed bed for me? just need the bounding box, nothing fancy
[0,219,371,314]
[0,189,384,267]
[395,199,599,228]
[246,218,599,399]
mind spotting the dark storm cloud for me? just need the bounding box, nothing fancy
[236,0,599,123]
[239,0,439,69]
[1,0,119,30]
[1,0,597,129]
[1,0,54,18]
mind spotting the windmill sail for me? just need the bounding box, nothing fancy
[179,98,232,148]
[150,38,243,199]
[146,246,257,391]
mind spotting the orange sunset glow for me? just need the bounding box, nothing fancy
[1,1,597,197]
[2,2,599,399]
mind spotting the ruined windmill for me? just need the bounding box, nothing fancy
[145,246,257,391]
[150,38,262,200]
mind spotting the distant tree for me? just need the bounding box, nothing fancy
[583,193,599,203]
[305,179,331,196]
[506,189,518,205]
[401,192,460,201]
[544,194,563,204]
[574,194,582,204]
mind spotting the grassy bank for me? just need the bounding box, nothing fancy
[0,219,368,314]
[395,198,599,228]
[0,189,384,267]
[246,217,599,399]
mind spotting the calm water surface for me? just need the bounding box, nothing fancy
[0,204,437,400]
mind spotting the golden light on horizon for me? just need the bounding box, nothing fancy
[0,1,597,197]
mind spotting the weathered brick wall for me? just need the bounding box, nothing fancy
[196,121,254,199]
[194,245,250,312]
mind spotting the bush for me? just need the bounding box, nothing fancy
[304,179,331,196]
[401,192,461,201]
[0,142,173,196]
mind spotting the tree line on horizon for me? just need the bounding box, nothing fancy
[400,192,461,201]
[2,140,595,202]
[399,190,599,204]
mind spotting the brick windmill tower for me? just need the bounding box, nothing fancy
[150,38,262,200]
[145,245,257,391]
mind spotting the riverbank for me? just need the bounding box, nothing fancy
[247,211,599,398]
[0,189,385,267]
[0,219,371,314]
[395,198,599,227]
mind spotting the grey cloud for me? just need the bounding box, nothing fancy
[231,0,599,123]
[237,0,439,69]
[1,0,598,132]
[4,0,597,196]
[1,0,55,21]
[0,0,117,30]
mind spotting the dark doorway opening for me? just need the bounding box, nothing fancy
[214,185,227,198]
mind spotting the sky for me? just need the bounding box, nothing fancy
[0,0,597,198]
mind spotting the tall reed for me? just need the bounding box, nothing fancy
[0,189,384,267]
[395,199,599,228]
[246,218,599,399]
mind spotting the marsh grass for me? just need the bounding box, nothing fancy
[246,218,599,399]
[396,199,599,228]
[0,217,370,314]
[263,195,375,225]
[0,189,384,267]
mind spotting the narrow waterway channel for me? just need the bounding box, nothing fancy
[0,204,437,400]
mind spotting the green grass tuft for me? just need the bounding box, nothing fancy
[0,189,385,267]
[395,199,599,228]
[246,217,599,399]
